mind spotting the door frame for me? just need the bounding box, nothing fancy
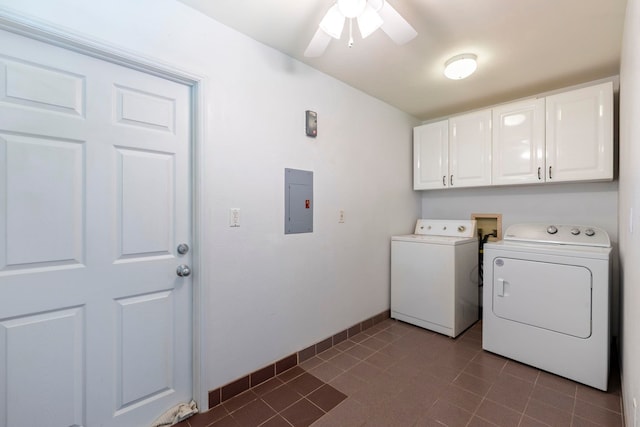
[0,9,210,410]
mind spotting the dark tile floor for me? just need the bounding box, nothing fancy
[178,319,624,427]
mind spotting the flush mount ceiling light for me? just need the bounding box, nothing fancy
[305,0,417,57]
[444,53,478,80]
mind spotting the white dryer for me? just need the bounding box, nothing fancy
[483,223,612,390]
[391,219,478,338]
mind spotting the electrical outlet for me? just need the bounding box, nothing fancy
[339,209,345,223]
[229,208,240,227]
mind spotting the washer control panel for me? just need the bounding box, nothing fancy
[414,219,477,238]
[504,223,610,247]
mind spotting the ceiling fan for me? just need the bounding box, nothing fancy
[304,0,417,57]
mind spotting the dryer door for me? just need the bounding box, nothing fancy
[491,257,592,338]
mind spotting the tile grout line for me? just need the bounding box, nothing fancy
[570,383,579,427]
[253,370,342,427]
[465,354,507,427]
[517,370,543,427]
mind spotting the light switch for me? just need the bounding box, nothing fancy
[339,209,345,223]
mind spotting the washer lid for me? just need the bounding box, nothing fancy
[414,219,477,238]
[391,234,477,245]
[504,223,610,248]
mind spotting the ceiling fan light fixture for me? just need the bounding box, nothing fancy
[306,0,415,57]
[319,4,346,39]
[357,4,384,38]
[337,0,367,18]
[444,53,478,80]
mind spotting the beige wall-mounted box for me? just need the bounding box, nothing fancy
[471,213,503,241]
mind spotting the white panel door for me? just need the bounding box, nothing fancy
[492,98,546,185]
[0,30,193,427]
[413,120,449,190]
[545,81,613,182]
[449,109,492,188]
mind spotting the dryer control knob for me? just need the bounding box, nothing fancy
[585,228,596,236]
[546,225,558,234]
[457,225,466,232]
[571,228,581,235]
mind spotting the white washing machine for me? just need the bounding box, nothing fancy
[391,219,478,338]
[483,223,612,390]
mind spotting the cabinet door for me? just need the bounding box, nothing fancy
[413,120,449,190]
[449,110,492,188]
[492,98,546,185]
[546,81,613,182]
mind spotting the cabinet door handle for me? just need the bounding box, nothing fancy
[442,175,446,186]
[548,166,553,180]
[537,167,541,180]
[450,175,453,186]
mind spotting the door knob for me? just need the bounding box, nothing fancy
[176,265,191,277]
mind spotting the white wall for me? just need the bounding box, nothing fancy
[619,0,640,423]
[0,0,421,402]
[421,182,618,238]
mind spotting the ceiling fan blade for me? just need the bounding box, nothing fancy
[319,4,346,39]
[357,4,383,38]
[378,1,417,45]
[304,27,332,57]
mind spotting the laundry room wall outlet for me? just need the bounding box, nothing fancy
[229,208,240,227]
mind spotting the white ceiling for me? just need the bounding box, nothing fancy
[178,0,627,120]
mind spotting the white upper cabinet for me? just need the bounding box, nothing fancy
[492,98,546,185]
[545,81,613,182]
[449,109,492,188]
[413,80,614,190]
[413,120,449,190]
